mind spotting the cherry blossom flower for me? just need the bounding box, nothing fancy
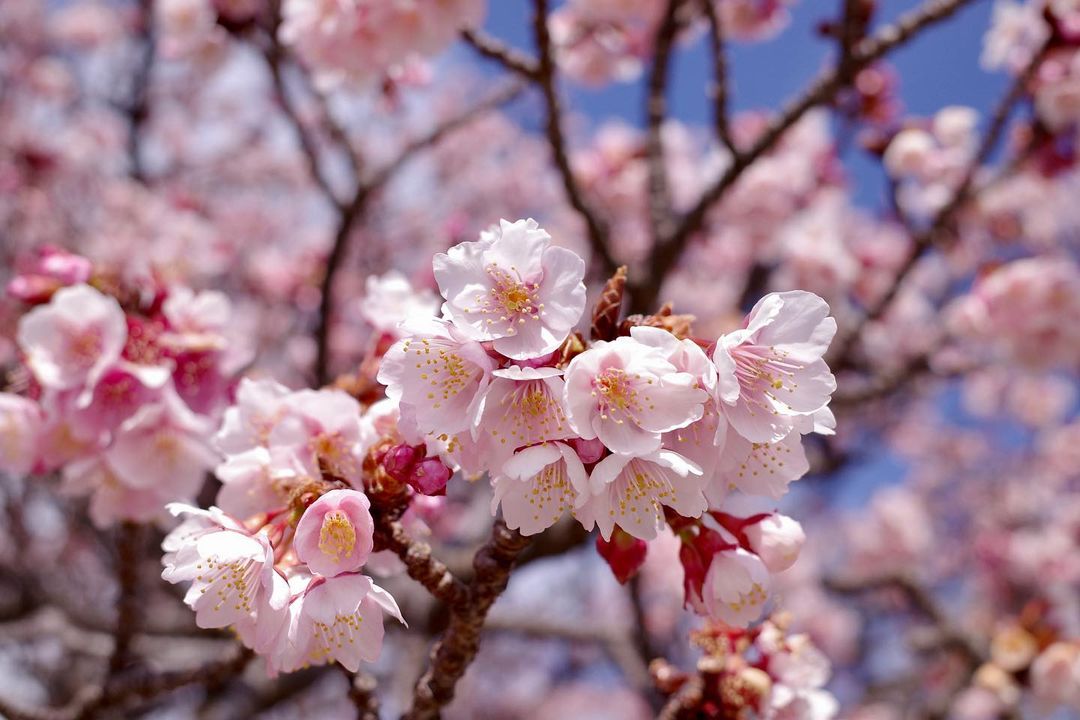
[492,442,589,536]
[215,377,291,455]
[433,218,587,360]
[16,284,127,390]
[713,291,836,444]
[0,393,43,477]
[377,316,495,436]
[161,504,289,651]
[267,389,372,485]
[576,450,706,541]
[700,547,771,627]
[356,271,439,335]
[471,365,574,465]
[267,572,404,674]
[294,489,375,578]
[564,335,707,456]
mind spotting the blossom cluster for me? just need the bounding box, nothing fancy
[0,248,242,527]
[375,217,837,628]
[653,615,838,719]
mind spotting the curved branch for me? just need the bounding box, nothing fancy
[405,520,531,720]
[461,28,539,79]
[645,0,685,246]
[531,0,618,277]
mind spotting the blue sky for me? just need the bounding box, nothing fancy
[483,0,1006,207]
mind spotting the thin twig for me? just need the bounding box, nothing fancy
[630,0,984,313]
[645,0,685,245]
[125,0,154,183]
[461,28,539,79]
[531,0,618,277]
[700,0,735,154]
[313,80,525,384]
[656,675,704,720]
[829,38,1050,370]
[405,520,531,720]
[372,515,469,608]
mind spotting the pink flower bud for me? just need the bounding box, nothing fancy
[570,436,606,465]
[382,442,422,482]
[596,526,647,584]
[295,489,375,577]
[744,513,806,573]
[408,457,451,496]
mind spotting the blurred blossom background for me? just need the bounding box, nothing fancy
[1,1,1079,719]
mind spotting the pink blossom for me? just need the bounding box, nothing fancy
[267,572,404,674]
[162,286,231,343]
[981,0,1051,72]
[711,426,810,500]
[69,362,170,436]
[0,393,43,477]
[214,447,293,520]
[161,504,289,651]
[104,389,218,501]
[700,547,771,627]
[564,335,707,456]
[713,291,836,444]
[745,513,805,573]
[377,316,495,437]
[215,377,291,455]
[433,218,587,360]
[17,284,127,390]
[576,450,706,541]
[6,246,92,304]
[267,389,371,485]
[356,270,439,334]
[492,442,589,536]
[471,365,574,465]
[294,489,375,578]
[1030,642,1080,711]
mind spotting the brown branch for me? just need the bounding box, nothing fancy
[531,0,618,277]
[104,523,142,683]
[829,37,1050,370]
[461,28,539,79]
[629,0,984,313]
[405,520,531,720]
[656,674,704,720]
[342,668,380,720]
[824,573,984,665]
[313,80,525,385]
[700,0,735,154]
[645,0,685,246]
[125,0,154,183]
[371,515,469,608]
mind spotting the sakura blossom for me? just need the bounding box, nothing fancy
[4,1,1080,717]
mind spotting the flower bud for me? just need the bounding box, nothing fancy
[408,457,451,496]
[596,526,647,584]
[744,513,805,573]
[382,442,422,482]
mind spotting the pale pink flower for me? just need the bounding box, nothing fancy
[745,513,805,573]
[1036,49,1080,131]
[883,128,936,178]
[161,504,289,651]
[61,457,170,527]
[700,547,771,627]
[471,365,574,465]
[17,284,127,390]
[1030,642,1080,711]
[981,0,1050,72]
[434,218,587,360]
[162,286,231,346]
[294,489,375,577]
[492,442,589,535]
[268,389,371,484]
[718,0,795,42]
[69,362,170,436]
[104,389,218,500]
[0,394,43,477]
[356,270,439,334]
[564,335,707,455]
[377,316,495,436]
[214,447,294,520]
[215,377,291,455]
[576,450,706,541]
[268,572,404,674]
[711,425,810,500]
[713,291,836,444]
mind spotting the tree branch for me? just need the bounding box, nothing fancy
[461,28,539,79]
[371,515,469,608]
[531,0,618,277]
[645,0,685,246]
[405,520,531,720]
[829,37,1050,370]
[313,81,525,385]
[104,523,142,685]
[630,0,983,313]
[125,0,154,183]
[700,0,735,154]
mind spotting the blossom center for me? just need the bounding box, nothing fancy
[731,344,804,412]
[593,368,644,422]
[318,511,356,562]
